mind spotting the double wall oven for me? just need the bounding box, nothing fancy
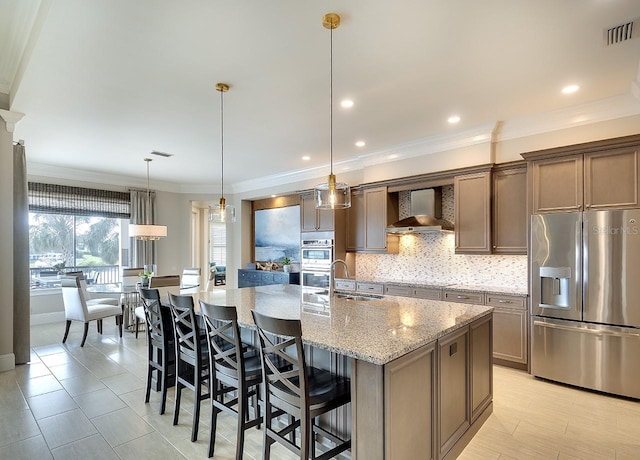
[300,238,333,291]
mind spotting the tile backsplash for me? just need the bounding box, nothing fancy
[356,185,528,288]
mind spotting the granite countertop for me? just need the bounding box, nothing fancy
[190,284,492,366]
[336,277,528,297]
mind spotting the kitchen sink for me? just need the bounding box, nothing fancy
[335,293,383,301]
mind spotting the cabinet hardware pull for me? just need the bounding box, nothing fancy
[456,295,469,299]
[498,300,512,303]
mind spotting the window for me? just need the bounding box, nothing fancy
[28,182,131,289]
[209,221,226,267]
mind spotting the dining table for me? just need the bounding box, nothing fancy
[86,282,140,330]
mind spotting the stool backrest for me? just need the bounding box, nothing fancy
[252,310,308,411]
[140,288,169,347]
[168,293,201,361]
[200,301,244,382]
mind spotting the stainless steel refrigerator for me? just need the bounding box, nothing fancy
[531,209,640,399]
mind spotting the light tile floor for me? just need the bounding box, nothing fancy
[0,322,638,459]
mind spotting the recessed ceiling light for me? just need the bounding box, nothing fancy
[302,155,311,161]
[387,154,399,159]
[448,115,461,124]
[340,99,354,108]
[271,195,277,198]
[355,140,366,147]
[562,84,579,94]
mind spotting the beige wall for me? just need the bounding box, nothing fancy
[0,111,15,371]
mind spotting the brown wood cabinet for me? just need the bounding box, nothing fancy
[437,326,470,458]
[470,315,492,423]
[485,294,528,369]
[454,171,491,254]
[346,186,399,253]
[492,164,527,254]
[584,146,640,210]
[527,139,640,214]
[300,192,335,231]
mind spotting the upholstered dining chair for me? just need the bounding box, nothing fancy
[181,267,201,289]
[252,310,352,460]
[60,276,123,347]
[168,292,210,442]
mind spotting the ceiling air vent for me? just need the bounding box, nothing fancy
[150,150,173,158]
[605,19,636,46]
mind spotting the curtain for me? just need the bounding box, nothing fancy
[13,142,30,364]
[130,190,158,270]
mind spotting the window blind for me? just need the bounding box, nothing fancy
[28,182,131,219]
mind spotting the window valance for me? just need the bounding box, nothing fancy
[28,182,131,219]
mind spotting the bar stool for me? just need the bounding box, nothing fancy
[251,310,351,460]
[139,288,174,415]
[200,300,263,459]
[168,292,210,442]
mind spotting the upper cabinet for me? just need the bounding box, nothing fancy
[584,146,640,210]
[492,164,527,254]
[347,186,399,253]
[455,171,492,254]
[525,135,640,214]
[300,193,335,232]
[531,155,584,213]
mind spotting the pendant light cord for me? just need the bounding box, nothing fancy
[330,24,334,176]
[145,159,151,225]
[220,89,225,198]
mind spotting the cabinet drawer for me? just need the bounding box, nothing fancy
[334,279,356,291]
[413,287,442,301]
[384,285,412,297]
[485,294,526,310]
[273,273,289,284]
[356,282,384,295]
[443,290,485,305]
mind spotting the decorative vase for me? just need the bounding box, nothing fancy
[283,265,291,273]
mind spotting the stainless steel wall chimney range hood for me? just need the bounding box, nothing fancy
[386,188,453,234]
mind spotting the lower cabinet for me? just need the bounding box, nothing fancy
[237,269,299,288]
[486,294,528,369]
[438,326,470,458]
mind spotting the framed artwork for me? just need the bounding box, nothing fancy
[254,205,300,263]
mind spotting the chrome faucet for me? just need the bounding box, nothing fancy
[330,259,351,296]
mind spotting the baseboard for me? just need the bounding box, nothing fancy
[31,311,65,325]
[0,353,15,372]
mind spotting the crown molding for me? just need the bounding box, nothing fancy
[497,92,640,141]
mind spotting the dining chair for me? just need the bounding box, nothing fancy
[60,276,123,347]
[199,300,263,459]
[252,310,352,460]
[181,267,201,289]
[139,288,174,415]
[134,274,180,338]
[168,292,210,442]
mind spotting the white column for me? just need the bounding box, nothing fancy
[0,109,25,372]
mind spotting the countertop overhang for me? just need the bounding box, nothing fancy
[188,284,493,366]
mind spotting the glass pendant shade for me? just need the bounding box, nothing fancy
[208,198,236,223]
[315,173,351,209]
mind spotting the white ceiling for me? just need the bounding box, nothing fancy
[3,0,640,194]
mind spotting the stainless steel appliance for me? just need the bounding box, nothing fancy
[300,238,333,291]
[531,209,640,399]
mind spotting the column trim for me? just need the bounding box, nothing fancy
[0,109,25,133]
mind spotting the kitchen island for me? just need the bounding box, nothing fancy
[185,284,493,460]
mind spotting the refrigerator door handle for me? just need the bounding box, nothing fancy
[533,320,640,338]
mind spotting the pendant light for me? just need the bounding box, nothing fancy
[314,12,351,209]
[129,158,168,240]
[209,82,236,223]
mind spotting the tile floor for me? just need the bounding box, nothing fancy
[0,321,638,459]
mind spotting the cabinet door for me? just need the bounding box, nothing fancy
[470,315,492,422]
[493,167,527,254]
[532,155,583,213]
[347,189,365,251]
[364,187,388,250]
[438,327,470,458]
[585,146,640,210]
[492,307,528,365]
[455,172,491,254]
[300,194,318,231]
[317,208,335,231]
